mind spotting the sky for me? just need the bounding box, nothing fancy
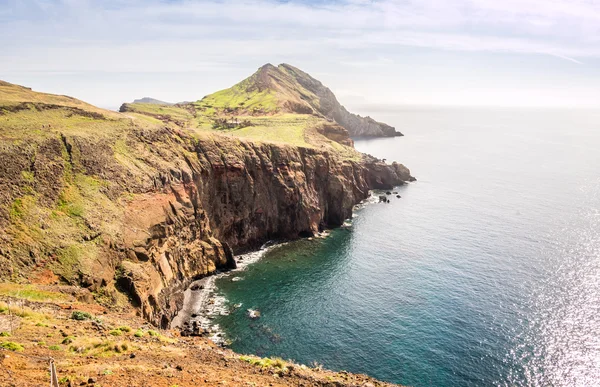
[1,0,600,110]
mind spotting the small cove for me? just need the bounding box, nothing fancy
[184,107,600,386]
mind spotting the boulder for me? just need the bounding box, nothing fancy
[247,309,261,319]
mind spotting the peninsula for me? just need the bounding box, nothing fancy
[0,64,412,386]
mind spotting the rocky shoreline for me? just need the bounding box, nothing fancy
[171,188,406,347]
[171,245,276,343]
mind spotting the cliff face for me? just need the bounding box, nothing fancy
[0,80,413,328]
[119,136,410,326]
[0,128,409,327]
[277,64,403,137]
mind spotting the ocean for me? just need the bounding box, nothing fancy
[209,107,600,386]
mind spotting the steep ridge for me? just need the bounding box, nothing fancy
[199,63,403,137]
[0,80,413,329]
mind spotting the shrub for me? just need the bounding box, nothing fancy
[147,330,159,337]
[61,336,75,345]
[48,345,61,351]
[118,326,131,333]
[240,355,287,370]
[71,311,92,321]
[134,329,144,338]
[0,342,24,351]
[108,329,122,336]
[0,332,11,337]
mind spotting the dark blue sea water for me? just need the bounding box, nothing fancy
[212,107,600,386]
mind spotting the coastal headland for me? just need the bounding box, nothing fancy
[0,64,413,386]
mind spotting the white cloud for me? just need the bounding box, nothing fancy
[1,0,599,107]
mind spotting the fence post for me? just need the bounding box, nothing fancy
[49,359,59,387]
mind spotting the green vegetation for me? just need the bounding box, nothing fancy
[0,107,127,142]
[118,326,132,333]
[0,341,24,351]
[71,311,92,321]
[62,336,75,344]
[0,284,66,302]
[134,329,144,338]
[0,332,10,337]
[108,329,122,336]
[20,170,34,183]
[215,114,315,147]
[122,103,193,124]
[0,81,116,117]
[0,301,49,322]
[67,338,133,357]
[57,184,85,218]
[198,82,279,114]
[50,242,101,284]
[9,196,30,220]
[48,345,61,351]
[240,355,288,372]
[147,330,159,337]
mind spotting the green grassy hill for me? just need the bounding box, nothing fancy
[191,63,403,137]
[119,64,368,155]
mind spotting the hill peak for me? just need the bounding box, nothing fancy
[199,63,402,137]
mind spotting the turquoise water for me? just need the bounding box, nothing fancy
[213,107,600,386]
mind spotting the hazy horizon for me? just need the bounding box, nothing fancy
[2,0,600,110]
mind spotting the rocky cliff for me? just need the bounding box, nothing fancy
[0,80,413,328]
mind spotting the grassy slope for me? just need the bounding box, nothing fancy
[122,103,360,158]
[120,102,194,124]
[0,81,119,118]
[0,289,399,387]
[198,75,280,113]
